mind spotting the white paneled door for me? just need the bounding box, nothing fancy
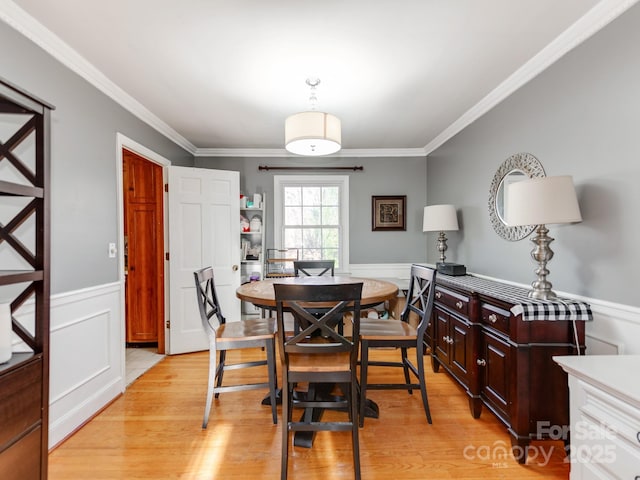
[167,166,240,354]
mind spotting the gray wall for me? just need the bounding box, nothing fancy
[194,156,428,264]
[1,21,194,294]
[427,4,640,306]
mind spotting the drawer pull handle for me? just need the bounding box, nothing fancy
[435,292,442,299]
[456,301,464,309]
[637,431,640,443]
[477,359,486,366]
[488,314,498,323]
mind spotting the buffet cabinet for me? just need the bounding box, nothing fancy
[430,274,590,463]
[0,77,53,479]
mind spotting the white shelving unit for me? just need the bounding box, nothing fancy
[240,193,265,315]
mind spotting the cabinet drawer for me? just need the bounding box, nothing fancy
[579,381,640,451]
[481,302,510,336]
[434,287,470,316]
[572,416,640,480]
[0,425,41,480]
[0,357,42,449]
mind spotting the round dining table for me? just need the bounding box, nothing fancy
[236,275,399,310]
[236,275,399,448]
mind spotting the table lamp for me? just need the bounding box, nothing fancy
[505,175,582,300]
[423,204,465,275]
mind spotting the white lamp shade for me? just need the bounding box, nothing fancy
[423,204,459,232]
[505,175,582,226]
[285,111,341,156]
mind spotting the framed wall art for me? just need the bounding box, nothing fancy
[372,195,406,231]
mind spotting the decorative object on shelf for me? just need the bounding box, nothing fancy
[249,215,262,232]
[0,303,11,364]
[505,175,582,300]
[422,204,465,275]
[285,78,341,156]
[489,152,546,241]
[240,194,247,208]
[372,195,406,231]
[240,215,250,232]
[253,193,262,209]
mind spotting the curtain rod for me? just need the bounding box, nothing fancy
[258,165,363,172]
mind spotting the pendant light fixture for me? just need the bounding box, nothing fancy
[285,78,341,156]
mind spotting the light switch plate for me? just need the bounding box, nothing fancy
[108,242,117,258]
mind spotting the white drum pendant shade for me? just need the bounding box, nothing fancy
[285,111,341,156]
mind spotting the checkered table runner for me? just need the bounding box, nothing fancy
[437,274,592,322]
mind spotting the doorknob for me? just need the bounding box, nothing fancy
[232,265,239,271]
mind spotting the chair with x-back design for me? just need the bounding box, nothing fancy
[194,266,278,428]
[274,281,363,480]
[358,263,437,426]
[293,260,335,277]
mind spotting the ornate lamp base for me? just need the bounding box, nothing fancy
[528,224,557,301]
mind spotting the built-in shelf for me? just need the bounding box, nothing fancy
[0,75,53,480]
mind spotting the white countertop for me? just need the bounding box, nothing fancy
[554,354,640,408]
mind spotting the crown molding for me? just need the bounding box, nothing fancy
[0,0,198,155]
[3,0,637,159]
[424,0,640,155]
[193,147,427,158]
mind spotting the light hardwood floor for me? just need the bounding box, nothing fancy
[49,348,570,479]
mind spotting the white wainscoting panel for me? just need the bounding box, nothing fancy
[584,298,640,355]
[25,282,125,448]
[347,263,412,282]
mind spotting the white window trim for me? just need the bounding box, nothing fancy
[273,175,349,273]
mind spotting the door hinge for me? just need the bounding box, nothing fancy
[166,320,171,329]
[164,183,169,192]
[165,252,170,261]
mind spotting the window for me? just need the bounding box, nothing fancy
[274,175,349,271]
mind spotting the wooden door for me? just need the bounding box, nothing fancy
[123,149,165,347]
[167,166,240,355]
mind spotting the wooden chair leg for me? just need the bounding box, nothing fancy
[266,338,278,424]
[214,350,226,398]
[281,372,290,480]
[417,347,432,424]
[350,377,361,480]
[203,341,217,429]
[359,341,369,427]
[401,347,413,394]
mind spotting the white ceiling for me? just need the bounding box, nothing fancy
[3,0,635,156]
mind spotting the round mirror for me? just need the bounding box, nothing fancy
[488,153,545,241]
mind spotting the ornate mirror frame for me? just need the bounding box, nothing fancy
[488,152,546,241]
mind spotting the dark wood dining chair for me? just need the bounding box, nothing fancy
[274,281,363,480]
[359,264,437,426]
[194,266,278,428]
[293,259,335,277]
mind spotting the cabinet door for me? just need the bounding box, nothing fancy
[433,307,450,366]
[480,329,512,423]
[449,315,471,387]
